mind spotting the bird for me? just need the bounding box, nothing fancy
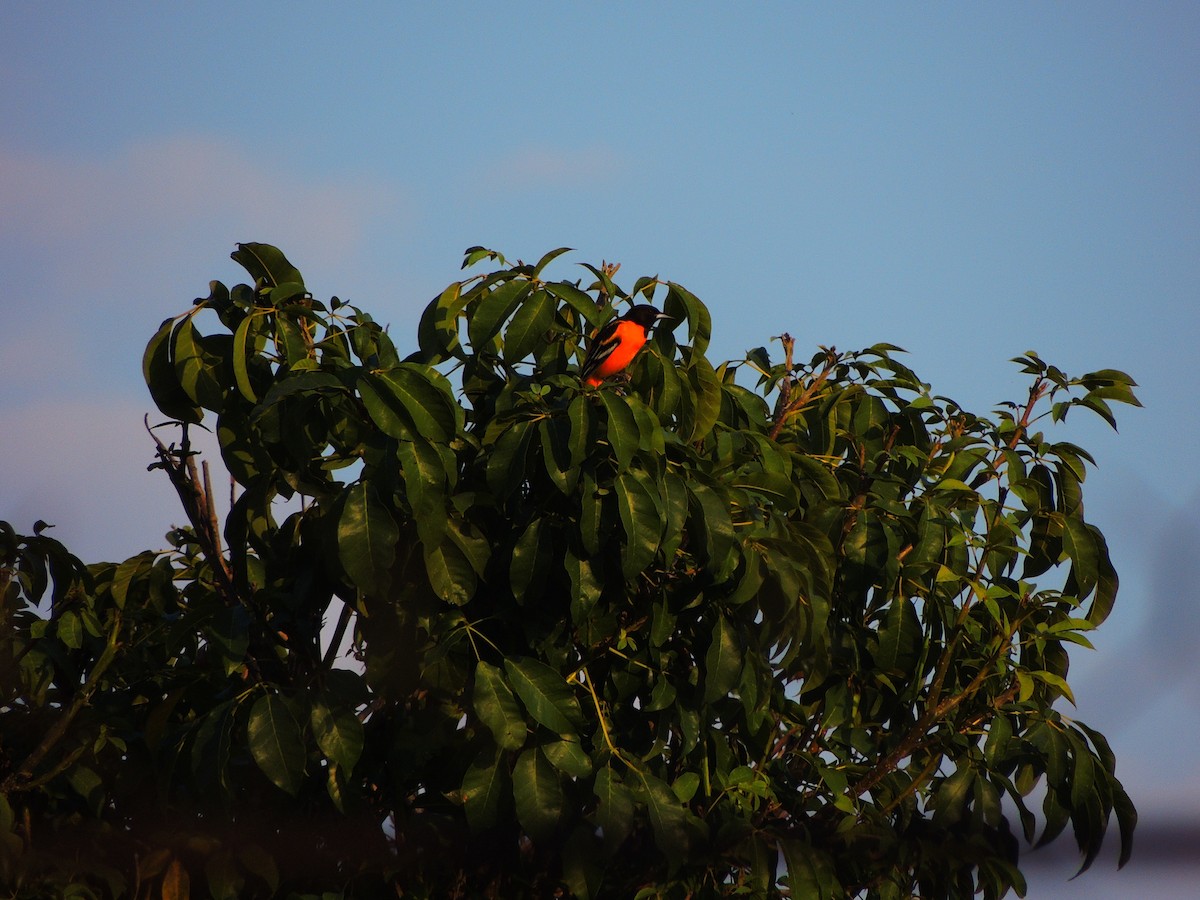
[580,305,669,387]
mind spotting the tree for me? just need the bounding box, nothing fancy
[0,243,1138,899]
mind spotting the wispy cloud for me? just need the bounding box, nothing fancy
[0,135,405,296]
[0,134,410,410]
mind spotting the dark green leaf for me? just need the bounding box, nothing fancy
[513,747,563,841]
[703,614,742,703]
[542,736,592,778]
[338,482,398,597]
[232,242,304,288]
[544,281,607,330]
[600,393,639,471]
[614,469,662,578]
[247,694,305,795]
[143,317,201,423]
[532,246,573,277]
[462,750,508,832]
[503,288,555,362]
[424,535,476,606]
[360,364,459,443]
[636,772,691,872]
[1062,515,1099,599]
[780,840,841,900]
[504,657,584,734]
[310,700,364,771]
[594,766,635,853]
[469,279,529,350]
[474,661,527,751]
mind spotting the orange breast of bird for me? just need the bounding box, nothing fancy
[584,320,649,386]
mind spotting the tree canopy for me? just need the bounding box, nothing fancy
[0,244,1139,898]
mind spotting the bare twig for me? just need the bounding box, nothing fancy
[144,416,237,606]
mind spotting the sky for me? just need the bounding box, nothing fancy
[1,3,1197,895]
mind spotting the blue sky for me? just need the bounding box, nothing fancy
[2,3,1197,894]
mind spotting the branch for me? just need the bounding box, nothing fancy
[1,612,123,792]
[145,417,238,606]
[769,345,838,441]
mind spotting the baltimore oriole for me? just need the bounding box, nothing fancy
[580,305,669,387]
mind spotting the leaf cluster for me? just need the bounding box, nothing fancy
[0,245,1139,899]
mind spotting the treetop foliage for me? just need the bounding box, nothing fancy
[0,243,1139,898]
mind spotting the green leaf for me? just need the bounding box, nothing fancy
[56,610,83,649]
[247,694,305,795]
[539,416,576,495]
[600,393,639,471]
[543,736,593,778]
[209,606,250,675]
[1087,524,1119,625]
[503,288,555,362]
[173,317,225,410]
[337,482,398,597]
[1062,515,1099,599]
[473,661,527,750]
[398,437,449,545]
[984,715,1013,768]
[664,282,712,357]
[545,280,607,330]
[513,747,563,841]
[143,317,201,423]
[424,535,476,606]
[462,749,509,832]
[875,597,921,674]
[703,614,742,703]
[1114,781,1138,867]
[684,353,723,443]
[504,657,584,734]
[614,469,662,578]
[416,282,465,362]
[593,766,635,852]
[360,364,459,443]
[487,419,533,497]
[933,765,973,826]
[231,242,304,288]
[780,840,841,900]
[532,246,573,277]
[310,700,364,771]
[469,279,529,350]
[232,311,265,402]
[565,549,602,622]
[561,824,602,900]
[671,772,701,803]
[204,852,243,900]
[636,772,692,873]
[510,517,550,600]
[567,394,592,468]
